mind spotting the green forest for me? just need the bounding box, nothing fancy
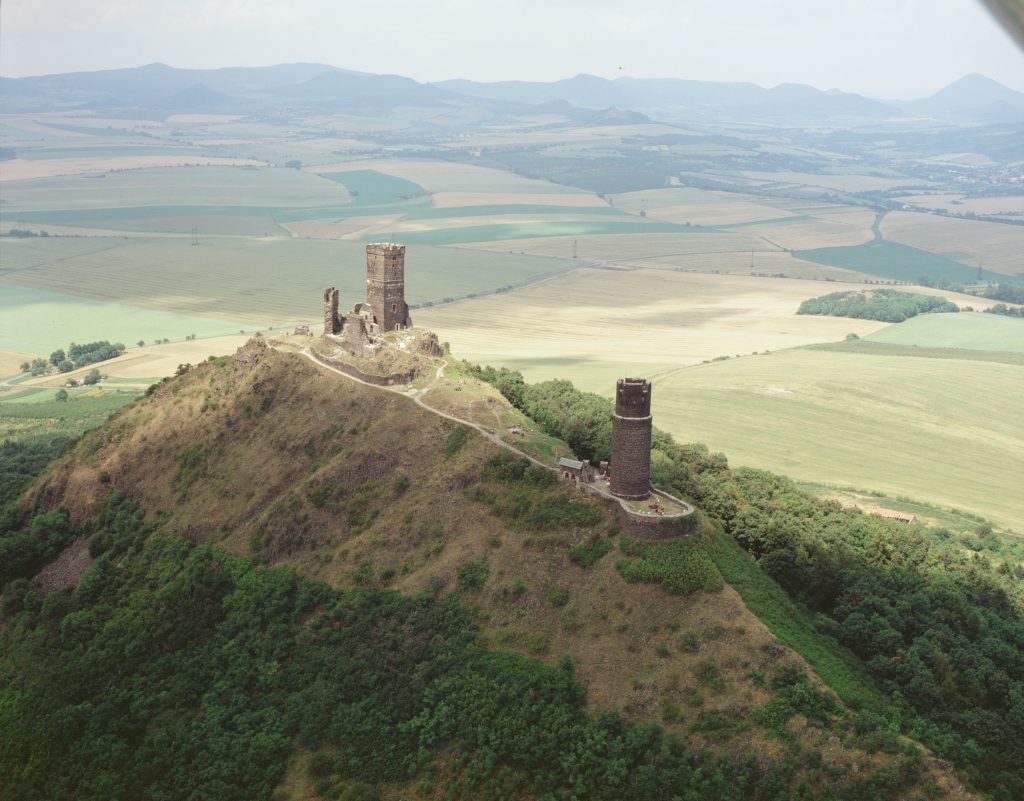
[3,486,920,801]
[796,290,959,322]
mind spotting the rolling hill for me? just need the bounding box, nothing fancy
[5,336,1022,799]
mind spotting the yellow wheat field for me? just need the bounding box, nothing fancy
[417,268,892,393]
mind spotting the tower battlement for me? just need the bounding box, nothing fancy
[615,378,651,418]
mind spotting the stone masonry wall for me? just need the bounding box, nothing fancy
[365,243,411,332]
[610,378,652,500]
[323,287,340,334]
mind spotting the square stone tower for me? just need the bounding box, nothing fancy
[365,243,412,332]
[610,377,652,500]
[323,287,340,334]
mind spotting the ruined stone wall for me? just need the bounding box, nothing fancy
[323,287,340,335]
[365,243,412,332]
[610,378,652,500]
[342,316,375,359]
[614,503,698,540]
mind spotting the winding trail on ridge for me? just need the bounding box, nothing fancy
[301,347,695,519]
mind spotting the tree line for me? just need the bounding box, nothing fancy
[20,340,125,376]
[797,290,958,323]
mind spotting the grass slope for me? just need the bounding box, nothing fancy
[652,348,1024,531]
[865,311,1024,352]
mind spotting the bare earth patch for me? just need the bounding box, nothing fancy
[34,538,94,594]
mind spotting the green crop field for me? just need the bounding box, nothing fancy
[0,284,249,354]
[0,388,139,444]
[794,240,999,284]
[1,236,577,349]
[318,169,427,205]
[804,340,1024,366]
[865,312,1024,352]
[648,348,1024,531]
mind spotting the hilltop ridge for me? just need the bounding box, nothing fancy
[13,336,980,799]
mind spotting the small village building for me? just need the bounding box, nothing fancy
[558,457,594,485]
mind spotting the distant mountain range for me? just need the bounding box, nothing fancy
[2,62,1023,125]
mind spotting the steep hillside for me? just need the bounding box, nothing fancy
[13,339,976,799]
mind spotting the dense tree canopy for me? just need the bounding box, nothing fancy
[1,493,919,801]
[797,290,958,322]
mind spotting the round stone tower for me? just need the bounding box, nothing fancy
[365,243,412,332]
[611,377,652,500]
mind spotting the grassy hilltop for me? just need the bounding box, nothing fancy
[4,338,1024,799]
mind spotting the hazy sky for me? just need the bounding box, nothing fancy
[2,0,1022,98]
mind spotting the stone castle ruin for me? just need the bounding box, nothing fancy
[610,377,653,500]
[324,243,414,359]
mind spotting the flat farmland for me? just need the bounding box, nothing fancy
[1,235,576,340]
[307,158,587,195]
[636,251,873,281]
[896,194,1024,218]
[650,349,1024,531]
[794,240,992,284]
[460,230,779,261]
[417,268,890,393]
[611,187,798,225]
[740,210,876,250]
[881,211,1024,275]
[740,170,929,193]
[0,156,268,182]
[15,334,253,387]
[0,349,34,378]
[432,191,608,208]
[282,215,405,239]
[865,312,1024,351]
[374,218,689,245]
[0,284,249,355]
[1,165,351,212]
